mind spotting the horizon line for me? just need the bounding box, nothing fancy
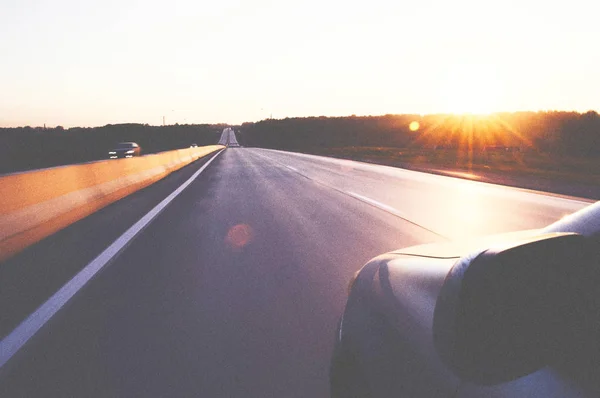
[2,109,599,129]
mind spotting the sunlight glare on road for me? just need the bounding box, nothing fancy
[337,159,355,174]
[445,183,489,239]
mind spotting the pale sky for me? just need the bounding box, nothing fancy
[1,0,599,127]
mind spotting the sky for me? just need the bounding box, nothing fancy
[1,0,599,127]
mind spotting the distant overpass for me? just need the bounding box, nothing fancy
[218,128,240,147]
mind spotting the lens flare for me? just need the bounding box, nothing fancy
[409,121,420,131]
[226,224,254,250]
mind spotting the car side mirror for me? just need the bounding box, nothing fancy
[433,233,597,385]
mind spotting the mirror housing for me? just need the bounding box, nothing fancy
[433,233,596,385]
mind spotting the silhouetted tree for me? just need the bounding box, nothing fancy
[240,112,599,158]
[2,112,599,174]
[0,123,221,173]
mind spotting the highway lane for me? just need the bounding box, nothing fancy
[218,128,229,145]
[0,148,593,397]
[218,127,239,147]
[253,149,592,239]
[0,148,439,397]
[0,153,224,341]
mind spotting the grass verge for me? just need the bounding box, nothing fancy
[310,146,600,198]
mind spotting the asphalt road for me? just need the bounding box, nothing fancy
[0,148,593,397]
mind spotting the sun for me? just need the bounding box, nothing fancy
[409,121,420,131]
[440,66,502,115]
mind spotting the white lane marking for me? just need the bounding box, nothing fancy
[0,149,225,369]
[346,191,408,219]
[285,165,299,172]
[250,149,446,238]
[346,191,447,239]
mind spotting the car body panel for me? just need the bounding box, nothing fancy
[391,229,540,258]
[334,201,600,398]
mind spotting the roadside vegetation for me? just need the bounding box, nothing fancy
[239,111,600,195]
[240,112,600,157]
[0,124,227,173]
[311,146,600,187]
[2,111,599,188]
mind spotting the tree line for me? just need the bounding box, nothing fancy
[0,124,225,173]
[2,111,598,174]
[239,111,600,156]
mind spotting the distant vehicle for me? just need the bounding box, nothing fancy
[331,202,600,398]
[190,143,198,148]
[108,142,141,159]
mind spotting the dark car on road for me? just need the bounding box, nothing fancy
[108,142,141,159]
[331,201,600,397]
